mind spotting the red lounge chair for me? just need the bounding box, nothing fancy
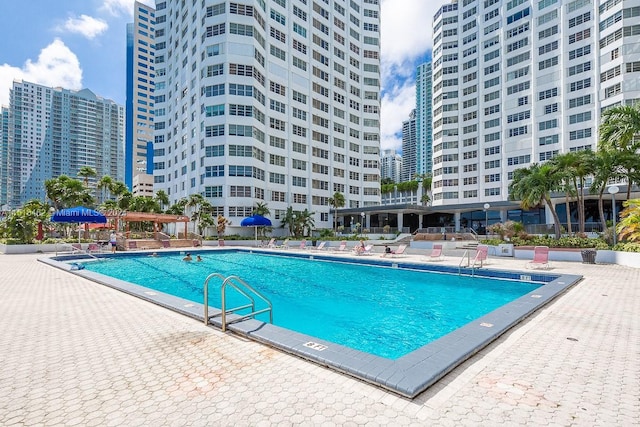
[527,246,551,270]
[425,244,444,261]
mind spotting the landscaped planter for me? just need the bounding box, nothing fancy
[0,243,78,254]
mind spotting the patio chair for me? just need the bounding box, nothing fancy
[527,246,551,270]
[87,243,102,254]
[277,238,290,249]
[161,240,171,248]
[265,238,277,248]
[390,244,407,258]
[127,241,138,250]
[71,243,83,253]
[424,244,444,262]
[312,241,327,251]
[330,240,347,253]
[471,245,489,268]
[355,245,374,256]
[298,239,307,250]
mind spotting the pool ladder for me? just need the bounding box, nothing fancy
[458,249,477,277]
[203,273,273,332]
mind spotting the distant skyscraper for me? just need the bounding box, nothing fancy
[430,0,640,206]
[415,62,433,176]
[380,149,402,183]
[0,106,8,209]
[125,1,156,196]
[152,0,382,228]
[3,81,124,208]
[401,109,417,181]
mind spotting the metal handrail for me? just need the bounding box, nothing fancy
[221,275,272,331]
[203,273,226,325]
[203,273,273,332]
[458,249,470,275]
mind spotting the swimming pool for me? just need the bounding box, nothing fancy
[43,249,582,398]
[80,251,540,359]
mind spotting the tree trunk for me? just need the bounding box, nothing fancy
[545,196,563,239]
[597,188,606,233]
[565,193,573,236]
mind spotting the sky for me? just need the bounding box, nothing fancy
[0,0,440,152]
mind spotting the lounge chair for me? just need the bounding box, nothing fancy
[127,241,137,250]
[390,244,407,258]
[425,244,444,261]
[265,238,277,248]
[330,240,347,253]
[355,245,374,256]
[471,245,489,268]
[277,238,290,249]
[313,241,327,251]
[527,246,551,270]
[87,243,102,253]
[298,239,307,250]
[161,240,171,248]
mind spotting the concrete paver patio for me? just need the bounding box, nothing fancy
[0,251,638,426]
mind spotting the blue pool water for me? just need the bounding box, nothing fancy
[82,251,541,359]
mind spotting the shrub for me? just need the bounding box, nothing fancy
[613,242,640,252]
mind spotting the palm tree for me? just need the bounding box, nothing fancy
[600,104,640,152]
[154,189,169,212]
[550,150,596,234]
[508,163,564,239]
[77,166,97,188]
[296,209,315,237]
[166,198,187,215]
[45,175,94,209]
[281,206,296,236]
[96,175,113,203]
[590,148,623,233]
[600,104,640,200]
[327,192,345,232]
[252,202,270,216]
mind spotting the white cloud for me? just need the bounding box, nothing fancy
[0,39,83,106]
[379,0,441,152]
[58,15,108,39]
[100,0,155,17]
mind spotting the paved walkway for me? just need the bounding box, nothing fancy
[0,252,638,426]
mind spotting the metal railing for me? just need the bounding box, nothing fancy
[203,273,273,332]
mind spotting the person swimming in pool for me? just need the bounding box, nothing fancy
[196,255,202,262]
[183,253,192,262]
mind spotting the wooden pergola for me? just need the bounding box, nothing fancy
[105,212,190,237]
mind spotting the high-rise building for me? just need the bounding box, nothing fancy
[380,149,402,183]
[401,109,417,181]
[0,106,8,209]
[430,0,640,207]
[415,62,433,176]
[152,0,382,229]
[3,81,124,208]
[126,1,156,196]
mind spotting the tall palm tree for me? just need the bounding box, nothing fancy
[590,148,623,233]
[77,166,97,188]
[96,175,113,203]
[508,163,563,239]
[600,104,640,199]
[327,192,345,232]
[45,175,94,209]
[550,150,596,234]
[154,189,169,212]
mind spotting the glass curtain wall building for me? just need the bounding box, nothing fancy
[126,1,156,196]
[152,0,382,229]
[415,61,433,176]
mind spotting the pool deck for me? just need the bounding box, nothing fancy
[1,249,638,425]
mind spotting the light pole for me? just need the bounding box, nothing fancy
[608,185,619,246]
[483,203,490,235]
[360,212,365,236]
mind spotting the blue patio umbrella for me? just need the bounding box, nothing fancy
[51,206,107,242]
[240,215,272,246]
